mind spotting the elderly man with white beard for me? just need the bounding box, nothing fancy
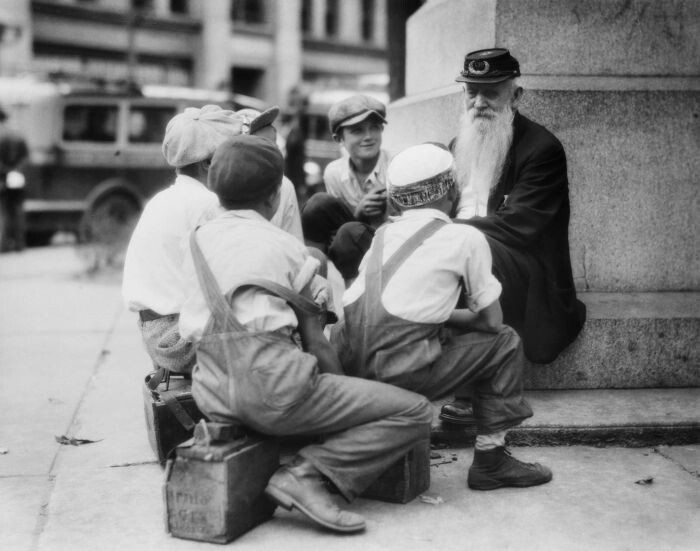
[440,48,586,427]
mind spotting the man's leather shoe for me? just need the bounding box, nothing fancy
[265,463,366,533]
[467,446,553,490]
[439,399,476,427]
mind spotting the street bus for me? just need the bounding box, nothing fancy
[0,75,264,246]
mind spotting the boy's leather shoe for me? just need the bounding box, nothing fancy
[468,446,553,490]
[439,399,476,427]
[265,464,366,533]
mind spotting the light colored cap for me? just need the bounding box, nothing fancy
[162,104,245,168]
[328,94,387,135]
[236,106,280,135]
[387,143,456,208]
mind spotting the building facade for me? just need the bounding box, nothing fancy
[0,0,389,107]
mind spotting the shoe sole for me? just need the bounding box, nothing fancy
[264,485,366,533]
[438,412,477,427]
[467,472,553,491]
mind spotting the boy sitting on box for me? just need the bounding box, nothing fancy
[178,134,432,534]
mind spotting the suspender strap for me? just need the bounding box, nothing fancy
[189,229,243,332]
[189,229,323,330]
[369,219,446,292]
[230,278,322,317]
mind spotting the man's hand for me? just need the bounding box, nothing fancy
[354,187,387,219]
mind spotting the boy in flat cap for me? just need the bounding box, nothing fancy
[442,48,586,425]
[179,134,432,534]
[301,94,390,281]
[122,104,303,374]
[333,143,552,491]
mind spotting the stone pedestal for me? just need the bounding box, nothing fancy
[385,0,699,292]
[386,0,699,388]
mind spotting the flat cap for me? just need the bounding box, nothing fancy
[236,106,280,135]
[208,134,284,204]
[329,222,375,280]
[162,104,244,167]
[328,94,387,135]
[388,143,455,208]
[455,48,520,84]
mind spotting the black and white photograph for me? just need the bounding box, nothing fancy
[0,1,698,549]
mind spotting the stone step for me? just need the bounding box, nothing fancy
[431,388,700,448]
[524,292,699,389]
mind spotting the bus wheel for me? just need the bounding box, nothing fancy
[78,193,140,272]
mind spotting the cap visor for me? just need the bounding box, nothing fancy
[336,110,387,131]
[250,106,280,134]
[455,74,515,84]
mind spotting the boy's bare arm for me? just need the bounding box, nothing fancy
[295,310,344,375]
[446,300,503,333]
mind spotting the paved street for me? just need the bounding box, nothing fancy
[1,244,699,551]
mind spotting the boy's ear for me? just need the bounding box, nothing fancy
[332,131,343,143]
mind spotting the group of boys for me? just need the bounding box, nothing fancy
[123,48,585,535]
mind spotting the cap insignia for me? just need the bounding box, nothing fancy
[468,60,490,75]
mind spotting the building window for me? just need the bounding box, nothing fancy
[361,0,375,41]
[231,0,266,25]
[325,0,338,37]
[169,0,188,15]
[301,0,312,34]
[131,0,154,12]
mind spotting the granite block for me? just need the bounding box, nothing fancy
[406,0,700,95]
[385,88,700,291]
[524,293,700,390]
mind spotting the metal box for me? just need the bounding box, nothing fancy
[142,370,206,464]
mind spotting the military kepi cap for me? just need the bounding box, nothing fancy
[455,48,520,84]
[328,94,387,135]
[208,134,284,204]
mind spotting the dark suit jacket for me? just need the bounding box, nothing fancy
[455,112,586,363]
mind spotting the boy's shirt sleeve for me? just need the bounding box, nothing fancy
[462,229,502,313]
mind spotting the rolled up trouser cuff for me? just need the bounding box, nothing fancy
[474,395,533,435]
[138,315,195,374]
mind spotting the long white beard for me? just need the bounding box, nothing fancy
[453,105,514,218]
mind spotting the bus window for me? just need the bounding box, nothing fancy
[63,105,118,142]
[128,106,175,143]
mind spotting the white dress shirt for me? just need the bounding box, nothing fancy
[122,174,304,315]
[343,209,501,323]
[179,210,323,342]
[122,174,220,315]
[271,176,303,242]
[323,149,390,210]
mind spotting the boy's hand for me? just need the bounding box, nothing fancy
[355,188,387,219]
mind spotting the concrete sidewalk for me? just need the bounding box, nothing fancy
[1,246,699,551]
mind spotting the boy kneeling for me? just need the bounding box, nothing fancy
[179,135,432,533]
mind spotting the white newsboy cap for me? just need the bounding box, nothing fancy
[387,143,456,208]
[162,104,245,168]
